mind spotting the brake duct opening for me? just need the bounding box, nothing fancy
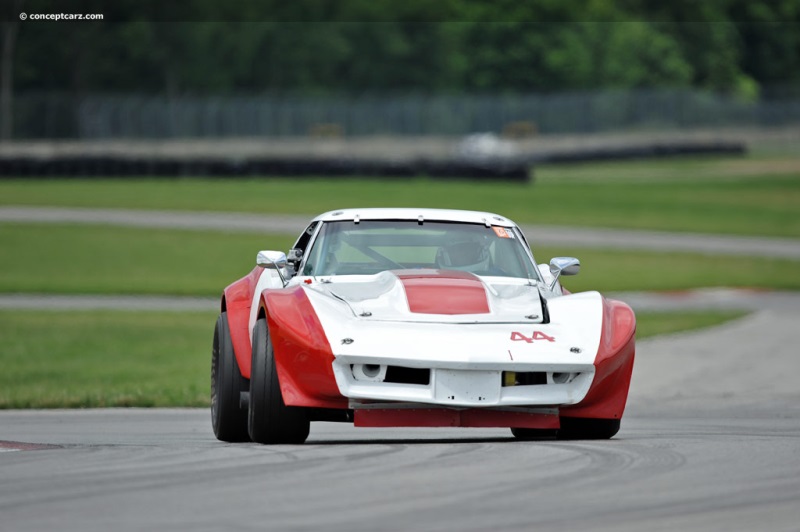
[351,364,430,385]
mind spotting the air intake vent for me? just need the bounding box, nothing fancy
[384,366,430,385]
[502,371,548,387]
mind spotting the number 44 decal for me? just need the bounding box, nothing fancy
[510,331,556,343]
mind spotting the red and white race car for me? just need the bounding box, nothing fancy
[211,208,635,444]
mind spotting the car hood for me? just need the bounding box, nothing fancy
[301,269,545,324]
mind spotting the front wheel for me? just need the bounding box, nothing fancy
[557,417,620,440]
[211,312,250,442]
[248,317,310,444]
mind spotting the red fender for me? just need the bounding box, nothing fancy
[262,286,348,409]
[561,298,636,420]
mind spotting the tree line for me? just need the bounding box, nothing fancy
[2,0,799,100]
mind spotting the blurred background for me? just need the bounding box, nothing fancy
[2,1,799,159]
[0,1,799,407]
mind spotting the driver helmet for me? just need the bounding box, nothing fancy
[435,240,491,272]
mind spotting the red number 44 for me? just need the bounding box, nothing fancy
[510,331,556,343]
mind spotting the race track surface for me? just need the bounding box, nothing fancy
[3,205,800,258]
[2,304,800,531]
[2,205,799,530]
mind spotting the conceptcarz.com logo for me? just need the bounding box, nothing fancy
[20,12,104,21]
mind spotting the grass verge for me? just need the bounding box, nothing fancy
[1,155,798,237]
[635,310,748,339]
[0,311,216,408]
[544,246,800,292]
[1,224,798,295]
[0,223,295,296]
[0,309,746,409]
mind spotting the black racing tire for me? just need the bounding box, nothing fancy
[211,312,250,442]
[248,317,310,444]
[557,417,621,440]
[510,427,558,441]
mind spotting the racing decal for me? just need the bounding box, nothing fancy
[510,331,556,343]
[492,226,514,238]
[396,270,490,315]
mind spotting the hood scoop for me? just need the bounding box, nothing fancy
[323,269,543,324]
[395,270,490,315]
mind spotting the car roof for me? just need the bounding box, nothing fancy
[312,208,518,227]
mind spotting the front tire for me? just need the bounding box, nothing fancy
[211,312,250,442]
[557,417,620,440]
[248,317,310,444]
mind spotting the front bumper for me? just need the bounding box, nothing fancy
[331,356,595,408]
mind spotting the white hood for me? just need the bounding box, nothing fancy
[303,270,545,324]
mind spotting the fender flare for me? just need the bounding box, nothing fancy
[221,267,262,379]
[561,297,636,420]
[258,286,348,409]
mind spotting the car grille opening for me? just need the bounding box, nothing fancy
[552,372,578,384]
[384,366,430,385]
[502,371,548,387]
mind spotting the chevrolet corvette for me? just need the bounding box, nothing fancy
[211,208,635,444]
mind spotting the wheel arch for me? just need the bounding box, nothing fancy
[261,286,347,410]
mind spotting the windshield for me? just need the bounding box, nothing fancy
[302,220,538,279]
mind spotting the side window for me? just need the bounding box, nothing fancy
[292,223,318,253]
[289,222,318,274]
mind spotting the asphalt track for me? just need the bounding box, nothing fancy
[2,304,800,531]
[2,206,799,530]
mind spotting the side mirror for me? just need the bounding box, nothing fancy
[548,256,580,291]
[257,250,288,286]
[549,256,580,276]
[257,250,287,269]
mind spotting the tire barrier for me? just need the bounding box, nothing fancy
[528,140,746,163]
[0,139,745,180]
[0,155,531,182]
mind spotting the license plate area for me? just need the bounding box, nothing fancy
[433,369,501,404]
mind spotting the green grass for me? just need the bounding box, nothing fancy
[0,311,217,408]
[636,310,747,339]
[0,224,295,296]
[1,223,797,295]
[0,309,747,409]
[1,155,799,237]
[542,246,800,292]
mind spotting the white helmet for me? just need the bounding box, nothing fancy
[435,240,491,272]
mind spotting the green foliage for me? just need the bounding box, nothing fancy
[7,0,799,94]
[716,0,800,87]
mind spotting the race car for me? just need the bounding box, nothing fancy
[211,208,635,444]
